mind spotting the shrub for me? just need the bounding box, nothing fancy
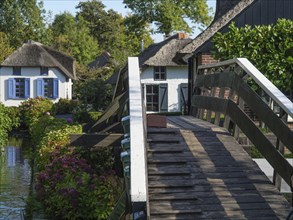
[35,149,120,220]
[212,19,293,92]
[73,111,102,124]
[76,146,113,175]
[53,98,80,114]
[5,106,21,129]
[0,103,17,146]
[31,115,82,170]
[18,97,54,131]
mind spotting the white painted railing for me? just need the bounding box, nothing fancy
[128,57,149,217]
[198,58,293,119]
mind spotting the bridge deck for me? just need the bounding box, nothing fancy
[147,116,292,219]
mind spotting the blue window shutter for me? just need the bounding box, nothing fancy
[7,79,15,99]
[24,78,30,98]
[53,79,59,98]
[36,79,44,97]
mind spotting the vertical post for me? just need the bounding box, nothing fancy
[206,87,216,122]
[224,89,235,130]
[128,57,149,219]
[233,97,244,140]
[214,87,225,126]
[273,109,287,191]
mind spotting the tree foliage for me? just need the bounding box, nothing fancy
[123,0,212,36]
[73,65,113,111]
[50,12,99,65]
[0,32,14,63]
[76,0,153,65]
[0,0,49,48]
[212,19,293,92]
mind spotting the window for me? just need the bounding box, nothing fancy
[154,66,166,80]
[37,78,58,99]
[13,67,21,75]
[40,67,48,75]
[7,78,30,99]
[146,84,168,112]
[146,85,159,111]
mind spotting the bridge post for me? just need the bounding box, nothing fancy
[128,57,149,219]
[273,109,288,190]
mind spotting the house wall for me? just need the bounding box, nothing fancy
[141,66,188,112]
[198,53,218,65]
[0,67,72,106]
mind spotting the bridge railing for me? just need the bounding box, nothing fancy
[127,57,149,219]
[191,58,293,190]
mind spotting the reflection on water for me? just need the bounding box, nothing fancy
[0,139,31,220]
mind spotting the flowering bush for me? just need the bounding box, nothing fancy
[19,97,54,131]
[30,115,82,170]
[35,149,121,219]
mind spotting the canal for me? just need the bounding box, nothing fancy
[0,138,31,220]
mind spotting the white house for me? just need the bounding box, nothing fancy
[139,33,192,113]
[0,40,76,106]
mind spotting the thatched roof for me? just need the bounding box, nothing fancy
[88,51,111,69]
[106,33,192,85]
[1,40,76,79]
[179,0,255,55]
[139,33,192,67]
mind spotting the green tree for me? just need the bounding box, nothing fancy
[76,0,153,66]
[0,0,48,48]
[124,14,154,54]
[0,32,14,62]
[74,65,112,111]
[123,0,212,36]
[50,12,99,65]
[76,1,127,65]
[212,19,293,93]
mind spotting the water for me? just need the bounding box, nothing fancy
[0,139,31,220]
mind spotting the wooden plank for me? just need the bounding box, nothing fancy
[147,119,292,219]
[89,91,128,132]
[231,73,293,152]
[149,192,198,201]
[194,72,234,88]
[70,133,123,147]
[227,100,293,186]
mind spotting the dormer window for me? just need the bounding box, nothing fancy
[13,67,21,75]
[154,66,166,80]
[40,67,48,75]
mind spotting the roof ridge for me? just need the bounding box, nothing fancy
[179,0,255,54]
[38,44,75,79]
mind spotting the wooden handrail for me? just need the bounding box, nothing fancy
[128,57,149,218]
[193,59,293,188]
[197,58,293,118]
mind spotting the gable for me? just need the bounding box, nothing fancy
[1,41,76,80]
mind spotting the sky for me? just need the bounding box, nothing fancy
[42,0,216,42]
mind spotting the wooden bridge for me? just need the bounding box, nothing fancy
[72,58,293,219]
[147,116,290,219]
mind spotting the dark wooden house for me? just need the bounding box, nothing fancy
[178,0,293,66]
[175,0,293,110]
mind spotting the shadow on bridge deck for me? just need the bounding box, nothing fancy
[147,115,292,220]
